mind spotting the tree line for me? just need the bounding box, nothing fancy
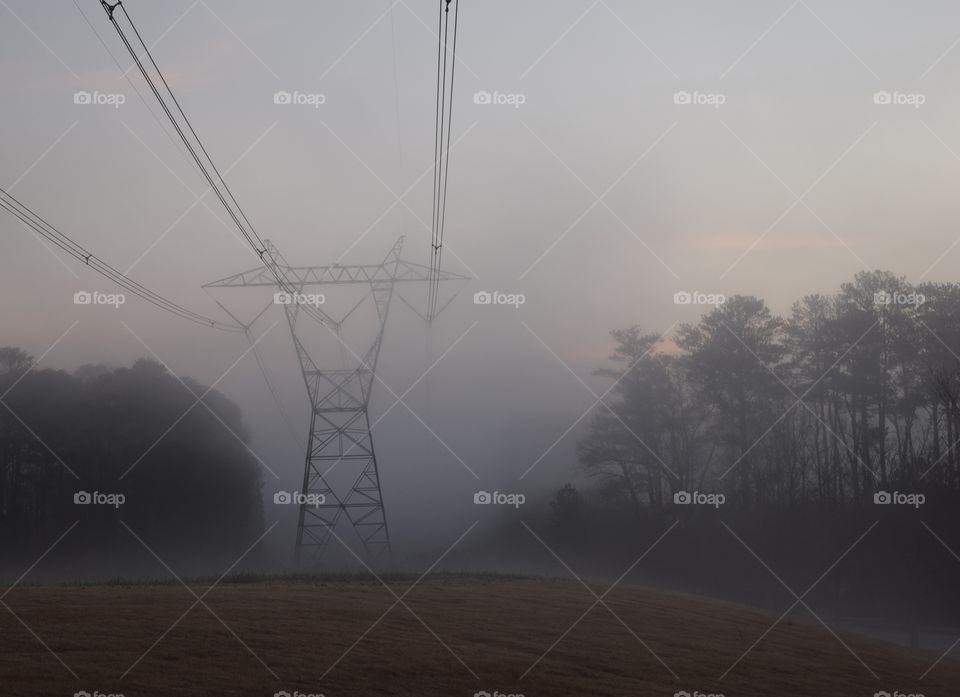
[578,270,960,513]
[0,349,264,574]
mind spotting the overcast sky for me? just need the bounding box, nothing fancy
[4,0,960,558]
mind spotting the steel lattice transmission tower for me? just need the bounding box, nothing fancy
[205,237,466,564]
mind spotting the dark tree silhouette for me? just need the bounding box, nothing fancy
[0,352,264,572]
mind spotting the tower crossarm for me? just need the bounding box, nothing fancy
[203,259,468,288]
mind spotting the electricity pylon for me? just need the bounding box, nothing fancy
[205,237,466,565]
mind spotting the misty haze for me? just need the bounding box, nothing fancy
[2,1,960,696]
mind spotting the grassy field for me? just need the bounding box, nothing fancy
[0,575,954,696]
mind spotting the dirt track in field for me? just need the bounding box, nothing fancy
[0,577,953,696]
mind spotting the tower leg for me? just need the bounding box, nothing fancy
[294,368,391,566]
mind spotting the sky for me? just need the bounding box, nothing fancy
[3,0,960,561]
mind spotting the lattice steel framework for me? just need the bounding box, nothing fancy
[205,237,465,564]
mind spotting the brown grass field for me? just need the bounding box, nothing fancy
[0,576,954,697]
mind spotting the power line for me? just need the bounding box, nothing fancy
[72,0,194,173]
[435,0,459,317]
[427,0,460,321]
[98,0,294,295]
[0,186,239,331]
[97,0,333,329]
